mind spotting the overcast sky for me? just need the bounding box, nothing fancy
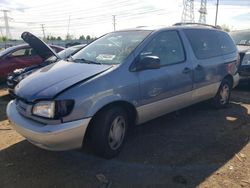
[0,0,250,39]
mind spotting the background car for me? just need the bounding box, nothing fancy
[0,43,64,81]
[230,29,250,83]
[7,44,86,93]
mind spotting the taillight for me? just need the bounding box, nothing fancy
[236,54,241,67]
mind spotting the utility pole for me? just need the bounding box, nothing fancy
[0,26,3,37]
[215,0,219,26]
[112,15,116,31]
[66,15,71,39]
[181,0,195,23]
[0,10,12,39]
[199,0,207,24]
[41,24,46,40]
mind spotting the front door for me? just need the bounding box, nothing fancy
[136,30,193,124]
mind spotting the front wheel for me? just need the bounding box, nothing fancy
[89,106,128,158]
[212,79,232,108]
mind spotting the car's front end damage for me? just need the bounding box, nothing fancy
[6,60,113,150]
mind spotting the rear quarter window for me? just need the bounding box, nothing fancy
[217,31,237,55]
[184,29,222,59]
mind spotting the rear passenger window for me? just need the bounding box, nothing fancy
[217,32,236,55]
[140,31,185,66]
[184,29,221,59]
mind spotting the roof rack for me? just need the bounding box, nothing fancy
[173,22,221,29]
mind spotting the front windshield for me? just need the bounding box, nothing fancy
[230,30,250,45]
[72,30,152,65]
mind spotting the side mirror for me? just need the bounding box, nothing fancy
[3,54,12,59]
[136,56,161,71]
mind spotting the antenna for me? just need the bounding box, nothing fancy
[199,0,207,24]
[181,0,195,23]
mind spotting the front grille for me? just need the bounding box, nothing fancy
[16,99,29,115]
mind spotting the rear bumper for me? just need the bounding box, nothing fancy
[7,100,91,151]
[239,65,250,82]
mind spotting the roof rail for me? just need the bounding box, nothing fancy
[173,22,221,29]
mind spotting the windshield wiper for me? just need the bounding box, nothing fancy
[73,58,103,65]
[67,55,73,62]
[237,43,250,46]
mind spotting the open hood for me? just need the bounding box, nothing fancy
[14,61,112,102]
[21,31,60,60]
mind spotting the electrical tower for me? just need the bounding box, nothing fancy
[199,0,207,23]
[181,0,195,23]
[0,10,12,39]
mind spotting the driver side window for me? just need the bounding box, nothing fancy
[140,31,185,66]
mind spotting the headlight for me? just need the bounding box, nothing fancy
[32,100,74,119]
[33,101,55,118]
[241,52,250,66]
[16,72,32,82]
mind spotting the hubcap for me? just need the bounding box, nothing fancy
[220,84,230,104]
[108,116,126,150]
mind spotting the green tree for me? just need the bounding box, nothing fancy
[86,35,91,43]
[79,35,85,40]
[220,24,230,32]
[0,36,8,42]
[66,34,73,40]
[57,36,62,40]
[86,35,91,40]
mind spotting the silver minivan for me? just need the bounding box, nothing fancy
[7,24,239,158]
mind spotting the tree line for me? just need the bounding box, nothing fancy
[0,35,97,42]
[46,35,97,41]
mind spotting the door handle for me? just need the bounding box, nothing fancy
[195,64,203,70]
[182,67,192,74]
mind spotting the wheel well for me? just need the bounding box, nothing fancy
[83,101,137,144]
[223,74,233,88]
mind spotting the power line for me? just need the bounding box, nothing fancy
[20,0,142,16]
[11,8,167,31]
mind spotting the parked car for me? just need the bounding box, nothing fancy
[0,40,64,81]
[7,42,86,94]
[7,24,239,158]
[230,29,250,82]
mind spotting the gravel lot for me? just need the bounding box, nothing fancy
[0,84,250,188]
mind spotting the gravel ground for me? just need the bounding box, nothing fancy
[0,84,250,188]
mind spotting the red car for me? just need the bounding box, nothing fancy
[0,43,64,81]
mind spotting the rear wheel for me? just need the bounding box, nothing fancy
[212,79,232,108]
[89,106,128,158]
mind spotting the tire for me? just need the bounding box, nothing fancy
[212,79,232,108]
[89,106,128,158]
